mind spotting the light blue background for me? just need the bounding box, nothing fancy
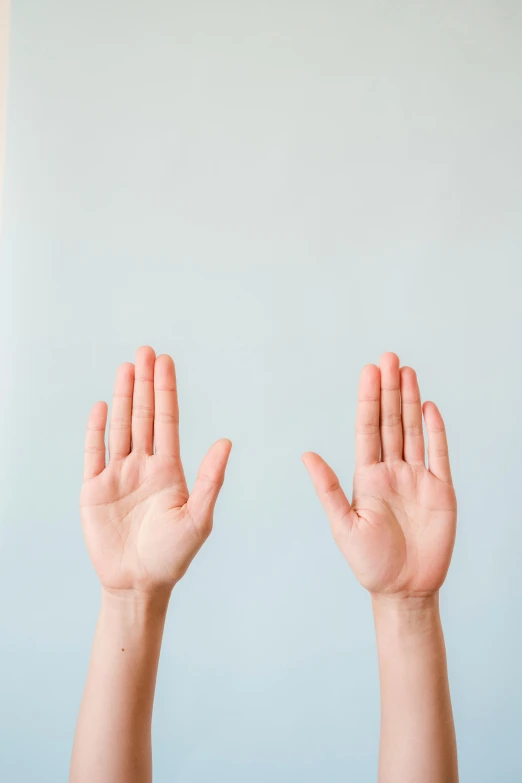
[1,1,521,780]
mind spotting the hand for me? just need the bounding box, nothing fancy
[303,353,456,598]
[80,346,232,596]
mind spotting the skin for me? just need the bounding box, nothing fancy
[303,352,458,783]
[70,346,231,783]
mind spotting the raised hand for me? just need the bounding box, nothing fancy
[303,353,457,597]
[80,346,232,595]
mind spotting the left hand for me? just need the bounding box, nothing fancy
[303,353,457,598]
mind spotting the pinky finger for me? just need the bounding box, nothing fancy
[83,401,108,481]
[423,401,452,484]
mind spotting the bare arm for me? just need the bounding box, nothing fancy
[70,590,169,782]
[70,346,231,783]
[373,594,457,783]
[304,352,458,783]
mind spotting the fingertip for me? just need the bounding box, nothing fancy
[361,363,379,378]
[113,364,135,399]
[379,352,400,369]
[359,364,381,393]
[302,451,320,466]
[134,347,156,389]
[208,438,233,467]
[218,437,233,454]
[423,401,444,427]
[155,353,174,367]
[358,364,381,406]
[116,362,135,384]
[154,354,177,389]
[135,345,156,365]
[303,453,336,488]
[90,400,108,418]
[400,366,421,400]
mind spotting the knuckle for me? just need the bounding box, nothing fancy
[323,480,341,496]
[132,405,154,419]
[403,425,423,437]
[110,418,131,430]
[356,423,379,435]
[380,414,401,427]
[202,473,223,491]
[155,412,179,425]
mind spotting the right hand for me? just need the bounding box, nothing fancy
[80,346,232,596]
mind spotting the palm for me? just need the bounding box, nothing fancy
[81,347,231,594]
[304,353,456,598]
[81,455,196,591]
[348,461,456,594]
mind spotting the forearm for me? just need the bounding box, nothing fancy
[373,593,458,783]
[70,588,170,783]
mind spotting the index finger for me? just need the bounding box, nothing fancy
[153,354,180,459]
[355,364,381,469]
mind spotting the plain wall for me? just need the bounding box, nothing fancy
[1,1,522,781]
[0,0,10,217]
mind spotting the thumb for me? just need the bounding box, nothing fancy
[302,451,355,538]
[187,439,232,536]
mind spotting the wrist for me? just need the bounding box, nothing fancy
[371,590,439,611]
[100,586,171,624]
[371,592,441,638]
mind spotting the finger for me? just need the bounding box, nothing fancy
[83,401,108,481]
[400,366,425,464]
[187,439,232,538]
[355,364,381,469]
[109,362,134,461]
[379,352,403,461]
[154,354,180,459]
[302,452,355,537]
[131,346,156,454]
[424,401,452,483]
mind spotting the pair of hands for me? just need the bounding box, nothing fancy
[81,347,456,601]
